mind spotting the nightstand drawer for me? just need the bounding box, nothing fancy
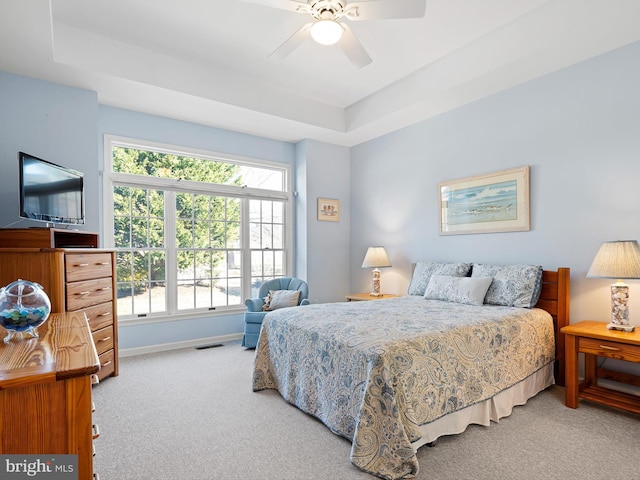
[579,337,640,362]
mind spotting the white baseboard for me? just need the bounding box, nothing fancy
[119,333,244,357]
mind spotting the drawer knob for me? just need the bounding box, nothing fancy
[599,345,621,352]
[102,360,113,367]
[75,263,90,267]
[99,312,111,317]
[77,291,91,296]
[98,336,111,343]
[92,424,100,439]
[97,262,110,266]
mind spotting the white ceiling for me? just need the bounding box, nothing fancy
[1,0,639,147]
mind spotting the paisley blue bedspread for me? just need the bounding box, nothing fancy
[252,296,555,479]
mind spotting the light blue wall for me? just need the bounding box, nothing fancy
[350,40,640,331]
[295,140,350,304]
[0,72,99,232]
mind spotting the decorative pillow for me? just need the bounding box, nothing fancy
[424,275,493,306]
[471,264,543,308]
[408,261,472,296]
[263,290,301,311]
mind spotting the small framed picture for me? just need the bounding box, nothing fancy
[318,198,340,222]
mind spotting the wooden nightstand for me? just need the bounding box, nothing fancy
[561,320,640,414]
[345,293,398,301]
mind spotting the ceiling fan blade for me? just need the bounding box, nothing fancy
[337,23,372,68]
[268,23,312,60]
[238,0,312,14]
[344,0,426,21]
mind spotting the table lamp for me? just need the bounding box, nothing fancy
[361,246,391,297]
[587,240,640,332]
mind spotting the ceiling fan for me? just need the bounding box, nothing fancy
[240,0,427,68]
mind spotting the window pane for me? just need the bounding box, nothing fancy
[149,282,166,313]
[133,281,151,315]
[227,222,240,248]
[177,251,195,280]
[150,252,165,281]
[273,202,283,223]
[148,218,164,248]
[261,201,273,223]
[113,186,130,216]
[272,224,283,249]
[114,216,131,249]
[177,281,195,310]
[114,146,286,192]
[131,217,148,248]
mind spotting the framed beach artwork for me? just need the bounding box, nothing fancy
[318,197,340,222]
[439,166,530,235]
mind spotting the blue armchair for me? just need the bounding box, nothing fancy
[241,277,310,348]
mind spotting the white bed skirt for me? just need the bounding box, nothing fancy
[414,363,554,449]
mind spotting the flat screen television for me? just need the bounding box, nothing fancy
[19,152,85,225]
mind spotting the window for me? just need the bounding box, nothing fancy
[103,136,291,322]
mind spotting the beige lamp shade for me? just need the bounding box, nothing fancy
[361,247,392,269]
[587,240,640,279]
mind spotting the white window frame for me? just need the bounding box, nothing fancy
[103,135,293,325]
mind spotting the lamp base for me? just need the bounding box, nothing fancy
[369,292,383,297]
[606,322,636,332]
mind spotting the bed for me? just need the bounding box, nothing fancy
[252,264,570,479]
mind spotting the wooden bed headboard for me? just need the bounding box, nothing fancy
[535,267,571,386]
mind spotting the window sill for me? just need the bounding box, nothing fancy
[118,306,245,326]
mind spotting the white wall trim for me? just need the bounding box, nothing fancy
[119,333,243,357]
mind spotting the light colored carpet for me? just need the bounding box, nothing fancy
[92,342,640,479]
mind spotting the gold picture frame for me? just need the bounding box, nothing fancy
[439,166,530,235]
[318,197,340,222]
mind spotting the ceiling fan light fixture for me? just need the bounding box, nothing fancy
[310,19,343,45]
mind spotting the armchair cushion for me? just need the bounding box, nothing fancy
[263,290,301,311]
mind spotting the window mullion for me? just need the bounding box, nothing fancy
[241,199,251,302]
[165,191,178,314]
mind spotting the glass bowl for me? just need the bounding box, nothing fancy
[0,279,51,342]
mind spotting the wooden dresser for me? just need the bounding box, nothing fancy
[0,228,118,381]
[0,311,100,480]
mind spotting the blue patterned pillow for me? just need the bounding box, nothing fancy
[424,275,494,306]
[408,262,471,296]
[471,264,543,308]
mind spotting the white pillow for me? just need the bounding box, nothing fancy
[265,290,301,311]
[424,275,493,306]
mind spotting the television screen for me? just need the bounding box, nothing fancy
[19,152,85,225]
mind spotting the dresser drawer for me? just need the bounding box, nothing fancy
[67,277,113,311]
[97,349,115,380]
[579,337,640,362]
[83,302,114,332]
[65,253,113,283]
[92,326,114,356]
